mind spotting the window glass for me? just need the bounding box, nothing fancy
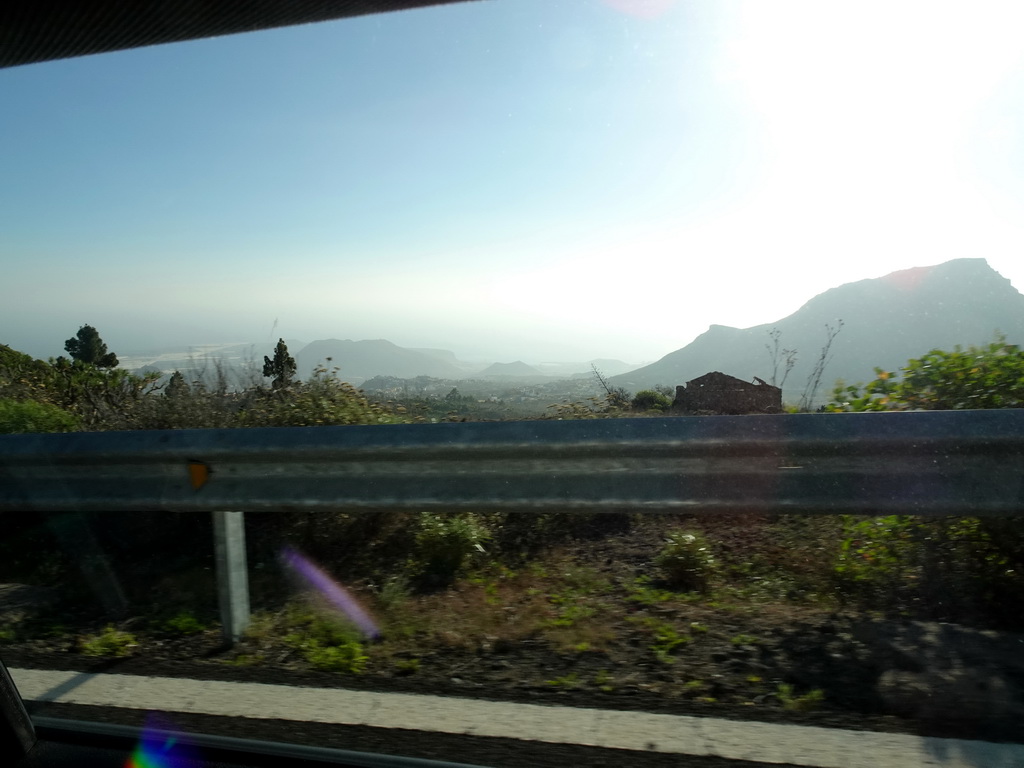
[2,1,1024,764]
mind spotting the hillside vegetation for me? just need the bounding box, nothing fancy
[3,328,1024,739]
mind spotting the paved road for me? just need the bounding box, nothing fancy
[10,668,1024,768]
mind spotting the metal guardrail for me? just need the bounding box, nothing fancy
[4,410,1023,643]
[2,410,1024,516]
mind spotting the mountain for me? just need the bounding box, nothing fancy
[477,361,543,378]
[611,259,1024,404]
[525,359,639,379]
[119,340,307,370]
[588,358,639,377]
[294,339,465,383]
[409,347,487,375]
[409,348,460,365]
[215,340,308,360]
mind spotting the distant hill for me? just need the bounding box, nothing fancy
[611,258,1024,404]
[294,339,465,383]
[217,339,308,360]
[478,361,544,378]
[409,347,485,375]
[565,359,639,379]
[409,348,459,365]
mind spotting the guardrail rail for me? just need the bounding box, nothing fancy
[3,410,1023,641]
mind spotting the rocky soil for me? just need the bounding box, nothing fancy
[3,517,1024,750]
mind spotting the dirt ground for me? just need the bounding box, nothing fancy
[4,517,1024,747]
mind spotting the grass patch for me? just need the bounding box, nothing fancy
[777,683,825,711]
[546,672,582,689]
[593,669,614,691]
[393,658,420,675]
[631,617,691,664]
[80,625,137,657]
[153,612,206,637]
[730,633,759,646]
[628,576,681,606]
[282,606,369,674]
[300,641,368,673]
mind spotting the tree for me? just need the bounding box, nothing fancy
[48,355,160,429]
[165,371,190,399]
[263,339,297,390]
[64,325,118,368]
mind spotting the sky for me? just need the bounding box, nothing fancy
[3,0,1024,363]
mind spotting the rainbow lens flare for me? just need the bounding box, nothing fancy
[281,546,380,639]
[124,713,196,768]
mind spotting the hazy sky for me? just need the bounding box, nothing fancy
[3,0,1024,363]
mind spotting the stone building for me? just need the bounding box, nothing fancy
[672,372,782,415]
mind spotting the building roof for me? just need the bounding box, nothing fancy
[688,371,747,386]
[685,372,780,390]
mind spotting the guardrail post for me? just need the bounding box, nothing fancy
[212,511,250,644]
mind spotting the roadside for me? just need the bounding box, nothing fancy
[3,513,1024,744]
[15,668,1024,768]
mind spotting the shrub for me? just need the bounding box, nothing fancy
[303,640,368,673]
[827,339,1024,627]
[242,366,402,427]
[81,625,137,657]
[834,515,1024,625]
[828,338,1024,413]
[631,390,672,412]
[777,683,824,711]
[283,611,369,674]
[0,398,78,434]
[412,513,490,582]
[158,612,206,636]
[833,515,917,603]
[655,530,716,592]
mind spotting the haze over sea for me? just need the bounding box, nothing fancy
[4,1,1024,362]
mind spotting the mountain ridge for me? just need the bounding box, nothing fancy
[294,339,466,384]
[611,258,1024,403]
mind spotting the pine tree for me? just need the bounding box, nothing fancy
[165,371,189,398]
[263,339,297,390]
[64,325,118,368]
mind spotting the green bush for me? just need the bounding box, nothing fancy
[655,530,716,592]
[0,398,78,434]
[242,366,403,427]
[412,513,490,582]
[828,338,1024,412]
[834,515,1024,624]
[158,612,206,636]
[284,611,369,674]
[303,640,369,673]
[777,683,824,711]
[631,390,672,412]
[827,340,1024,627]
[834,515,917,599]
[81,625,137,657]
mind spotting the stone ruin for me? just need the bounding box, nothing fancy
[672,371,782,415]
